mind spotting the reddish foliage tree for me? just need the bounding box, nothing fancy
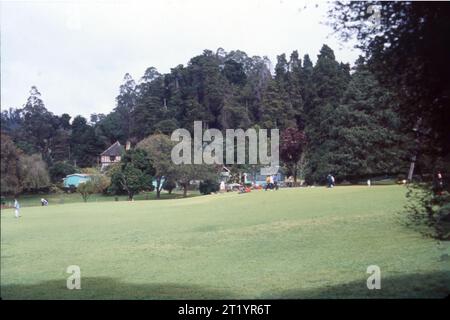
[280,128,306,185]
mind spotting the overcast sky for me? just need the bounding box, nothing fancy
[1,0,360,119]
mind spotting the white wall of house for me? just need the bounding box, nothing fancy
[100,155,121,169]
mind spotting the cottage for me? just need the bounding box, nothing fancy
[100,141,129,170]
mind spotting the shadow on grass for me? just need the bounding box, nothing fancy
[1,277,237,300]
[2,271,449,299]
[260,271,450,299]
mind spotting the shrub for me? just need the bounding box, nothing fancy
[400,183,450,240]
[77,181,96,202]
[199,179,219,195]
[77,175,111,202]
[162,179,176,194]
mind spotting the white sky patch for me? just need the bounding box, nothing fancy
[1,0,360,118]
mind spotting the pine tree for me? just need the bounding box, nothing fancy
[328,59,410,181]
[304,45,351,183]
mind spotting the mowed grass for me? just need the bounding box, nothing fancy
[1,185,449,299]
[1,189,201,208]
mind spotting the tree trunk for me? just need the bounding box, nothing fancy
[293,163,298,186]
[183,184,188,198]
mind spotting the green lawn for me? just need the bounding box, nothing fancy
[1,189,201,208]
[1,185,449,299]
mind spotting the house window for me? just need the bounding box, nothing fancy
[110,155,116,162]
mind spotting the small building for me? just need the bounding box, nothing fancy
[100,141,127,170]
[63,174,92,188]
[220,166,231,183]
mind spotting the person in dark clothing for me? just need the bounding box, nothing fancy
[326,174,332,188]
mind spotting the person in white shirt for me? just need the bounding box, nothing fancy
[14,198,20,218]
[220,181,226,192]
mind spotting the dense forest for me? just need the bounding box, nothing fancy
[1,44,414,194]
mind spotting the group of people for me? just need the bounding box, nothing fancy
[265,175,279,191]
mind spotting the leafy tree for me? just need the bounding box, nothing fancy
[77,180,96,202]
[154,119,179,135]
[327,60,410,181]
[330,1,450,174]
[49,161,76,183]
[330,2,450,237]
[280,128,307,185]
[173,164,218,198]
[0,133,22,195]
[20,86,59,161]
[109,149,154,200]
[136,134,176,199]
[286,51,305,129]
[222,59,247,86]
[77,175,110,202]
[260,79,295,129]
[402,184,450,240]
[18,153,51,192]
[132,77,166,139]
[50,129,71,162]
[304,45,351,183]
[70,115,105,167]
[95,112,125,146]
[59,113,72,130]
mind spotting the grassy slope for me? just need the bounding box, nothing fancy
[1,186,449,299]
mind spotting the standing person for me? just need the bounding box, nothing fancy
[326,174,332,188]
[265,175,271,191]
[436,171,444,194]
[367,179,371,187]
[220,181,226,193]
[331,175,335,188]
[269,175,274,190]
[273,174,279,190]
[14,198,20,218]
[437,171,443,186]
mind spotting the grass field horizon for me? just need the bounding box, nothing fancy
[1,185,449,299]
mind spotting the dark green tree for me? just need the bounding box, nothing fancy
[70,116,105,167]
[49,161,76,183]
[327,59,410,182]
[109,149,154,200]
[304,45,351,183]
